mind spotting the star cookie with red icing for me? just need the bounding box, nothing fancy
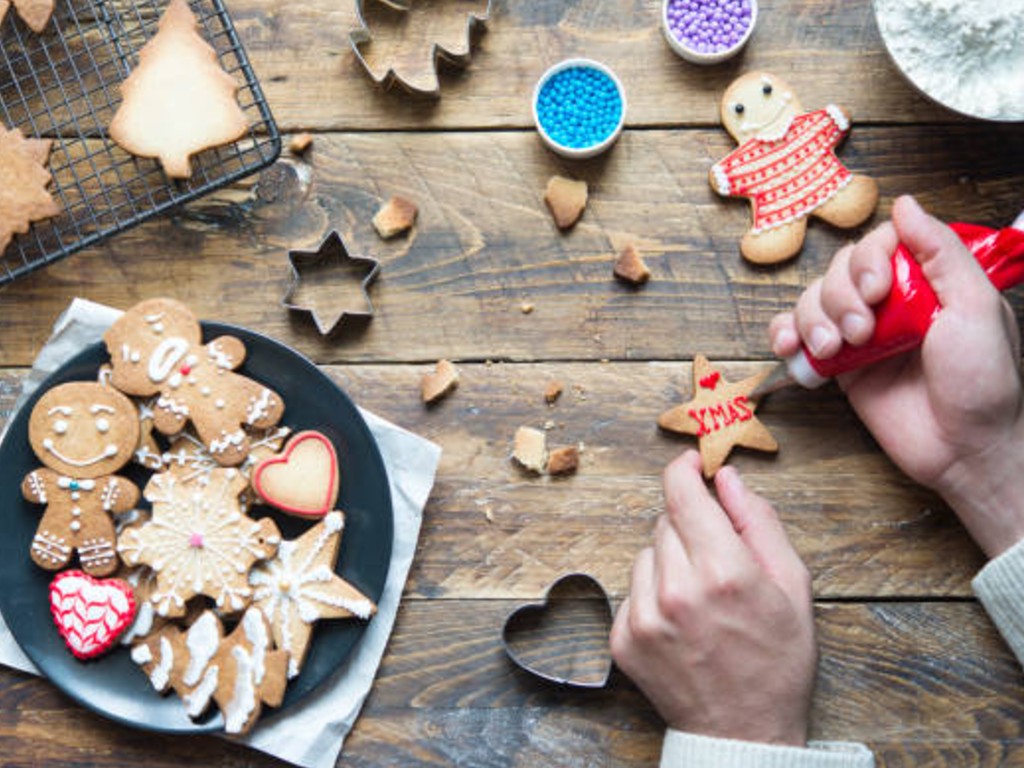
[658,355,778,478]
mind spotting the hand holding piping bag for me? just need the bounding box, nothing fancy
[768,195,1024,557]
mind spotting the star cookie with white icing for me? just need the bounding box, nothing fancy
[117,468,281,617]
[249,510,376,679]
[658,355,778,478]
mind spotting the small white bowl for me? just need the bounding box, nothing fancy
[661,0,758,65]
[532,58,627,160]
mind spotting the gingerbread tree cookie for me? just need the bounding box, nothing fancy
[249,511,376,679]
[22,382,141,576]
[0,124,60,254]
[108,0,249,179]
[102,297,285,467]
[0,0,55,32]
[658,355,778,478]
[710,72,878,264]
[117,468,281,617]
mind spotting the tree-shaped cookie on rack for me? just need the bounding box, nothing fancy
[108,0,249,179]
[0,124,60,253]
[0,0,55,32]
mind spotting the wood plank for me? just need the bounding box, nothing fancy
[0,126,1021,366]
[0,362,989,599]
[231,0,959,130]
[0,602,1021,766]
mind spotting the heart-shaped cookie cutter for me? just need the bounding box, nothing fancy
[348,0,493,97]
[282,230,380,335]
[501,572,614,689]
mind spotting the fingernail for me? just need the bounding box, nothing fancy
[808,326,833,357]
[840,312,867,341]
[858,271,878,298]
[772,327,797,356]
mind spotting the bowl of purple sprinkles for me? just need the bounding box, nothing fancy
[662,0,758,64]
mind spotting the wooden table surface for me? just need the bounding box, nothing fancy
[2,0,1024,765]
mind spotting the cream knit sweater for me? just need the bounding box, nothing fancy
[659,538,1024,767]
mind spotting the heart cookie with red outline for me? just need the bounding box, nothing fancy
[49,570,137,660]
[252,430,340,518]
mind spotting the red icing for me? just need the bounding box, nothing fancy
[715,109,851,232]
[807,223,1024,379]
[252,430,339,518]
[49,570,137,660]
[699,372,721,390]
[688,396,754,437]
[180,364,192,375]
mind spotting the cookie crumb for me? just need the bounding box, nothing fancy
[512,426,547,474]
[614,243,651,285]
[544,381,563,404]
[289,133,313,155]
[520,302,535,314]
[547,446,579,476]
[373,196,418,239]
[544,175,588,230]
[421,359,459,404]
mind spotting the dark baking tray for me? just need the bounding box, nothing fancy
[0,0,281,285]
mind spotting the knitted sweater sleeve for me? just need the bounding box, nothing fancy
[973,537,1024,666]
[659,732,875,767]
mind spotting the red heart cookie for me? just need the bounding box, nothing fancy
[49,570,137,660]
[252,430,339,518]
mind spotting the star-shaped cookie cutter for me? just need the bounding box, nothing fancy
[282,230,381,335]
[348,0,493,97]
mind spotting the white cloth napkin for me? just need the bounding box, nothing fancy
[0,298,441,768]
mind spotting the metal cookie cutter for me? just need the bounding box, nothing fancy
[348,0,493,97]
[282,230,381,335]
[501,573,614,689]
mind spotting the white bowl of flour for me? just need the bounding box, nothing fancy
[874,0,1024,122]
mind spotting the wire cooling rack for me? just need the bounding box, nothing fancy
[0,0,281,285]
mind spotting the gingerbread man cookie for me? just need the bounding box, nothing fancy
[102,298,285,467]
[117,468,281,617]
[710,72,878,264]
[22,382,141,576]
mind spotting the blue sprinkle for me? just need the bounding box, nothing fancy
[536,66,623,150]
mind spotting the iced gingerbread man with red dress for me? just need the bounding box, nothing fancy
[710,72,878,264]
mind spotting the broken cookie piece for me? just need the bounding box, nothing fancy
[421,359,460,404]
[544,175,588,230]
[546,445,579,476]
[614,243,651,285]
[373,195,418,239]
[544,381,563,404]
[512,426,548,474]
[288,132,313,155]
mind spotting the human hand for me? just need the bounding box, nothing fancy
[610,451,816,745]
[769,195,1024,557]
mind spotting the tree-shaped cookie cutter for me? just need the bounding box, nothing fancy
[348,0,493,97]
[282,230,381,335]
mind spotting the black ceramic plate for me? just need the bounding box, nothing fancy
[0,322,393,733]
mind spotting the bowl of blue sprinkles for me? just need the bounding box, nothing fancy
[532,59,627,160]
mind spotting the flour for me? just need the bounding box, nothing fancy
[875,0,1024,120]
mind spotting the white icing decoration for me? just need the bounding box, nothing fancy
[740,91,794,140]
[53,419,68,434]
[58,477,96,490]
[43,439,117,467]
[207,342,235,370]
[90,404,116,415]
[47,406,73,416]
[95,418,110,433]
[150,636,174,690]
[710,163,730,195]
[224,647,257,734]
[245,389,274,425]
[130,644,153,665]
[185,665,219,718]
[825,103,849,132]
[210,430,245,454]
[183,612,221,686]
[148,337,190,382]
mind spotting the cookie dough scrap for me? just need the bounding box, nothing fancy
[0,124,60,253]
[1,0,55,33]
[657,355,778,478]
[544,175,588,230]
[108,0,249,179]
[249,510,376,679]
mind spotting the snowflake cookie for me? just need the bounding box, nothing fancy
[118,468,281,617]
